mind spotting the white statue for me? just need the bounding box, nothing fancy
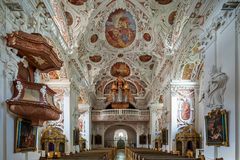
[34,69,41,83]
[207,66,228,107]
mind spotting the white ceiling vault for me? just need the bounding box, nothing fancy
[45,0,209,106]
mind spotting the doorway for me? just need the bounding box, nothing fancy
[117,139,125,149]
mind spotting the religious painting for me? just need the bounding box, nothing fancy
[205,109,229,146]
[95,135,102,145]
[139,55,152,62]
[65,11,73,26]
[105,9,136,48]
[161,128,168,145]
[168,11,177,25]
[182,63,195,80]
[90,34,98,43]
[73,128,80,145]
[15,119,37,152]
[143,33,151,42]
[177,89,195,128]
[110,62,130,77]
[139,134,147,145]
[89,55,102,63]
[180,100,191,120]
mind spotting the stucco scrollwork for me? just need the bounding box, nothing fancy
[4,47,22,81]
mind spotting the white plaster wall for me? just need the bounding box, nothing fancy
[70,87,78,152]
[63,89,71,153]
[149,103,161,148]
[163,87,171,151]
[197,73,205,148]
[237,14,240,160]
[170,95,178,151]
[217,18,236,160]
[0,59,5,160]
[80,105,91,149]
[203,16,237,160]
[201,36,216,159]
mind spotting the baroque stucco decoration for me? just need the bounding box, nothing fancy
[25,0,218,108]
[200,65,228,108]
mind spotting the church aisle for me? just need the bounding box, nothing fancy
[114,149,126,160]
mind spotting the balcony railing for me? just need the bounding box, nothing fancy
[92,109,150,121]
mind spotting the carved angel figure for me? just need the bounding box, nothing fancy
[207,66,228,107]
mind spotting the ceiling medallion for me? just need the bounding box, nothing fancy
[110,62,130,77]
[105,9,136,48]
[139,55,152,62]
[65,12,73,26]
[89,55,102,63]
[68,0,87,5]
[90,34,98,43]
[168,11,177,25]
[155,0,172,5]
[143,33,151,41]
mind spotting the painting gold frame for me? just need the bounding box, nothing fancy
[205,108,229,146]
[15,118,37,152]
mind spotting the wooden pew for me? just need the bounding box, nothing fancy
[47,148,116,160]
[126,147,201,160]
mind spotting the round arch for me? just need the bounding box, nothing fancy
[104,124,137,148]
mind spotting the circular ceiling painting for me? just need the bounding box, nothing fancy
[89,55,102,63]
[143,33,151,41]
[110,62,130,77]
[105,9,136,48]
[90,34,98,43]
[139,55,152,62]
[65,12,73,26]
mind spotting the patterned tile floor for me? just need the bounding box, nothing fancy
[115,149,126,160]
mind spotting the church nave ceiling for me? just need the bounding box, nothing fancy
[47,0,207,104]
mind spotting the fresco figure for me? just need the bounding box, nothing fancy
[181,101,191,120]
[105,9,136,48]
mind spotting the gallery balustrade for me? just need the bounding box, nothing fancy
[92,109,149,122]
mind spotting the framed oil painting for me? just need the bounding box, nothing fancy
[162,128,168,145]
[15,118,37,152]
[139,134,147,145]
[205,109,229,146]
[73,128,80,145]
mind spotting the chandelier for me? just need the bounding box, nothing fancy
[106,76,135,109]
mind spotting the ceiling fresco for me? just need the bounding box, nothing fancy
[48,0,207,106]
[105,9,136,48]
